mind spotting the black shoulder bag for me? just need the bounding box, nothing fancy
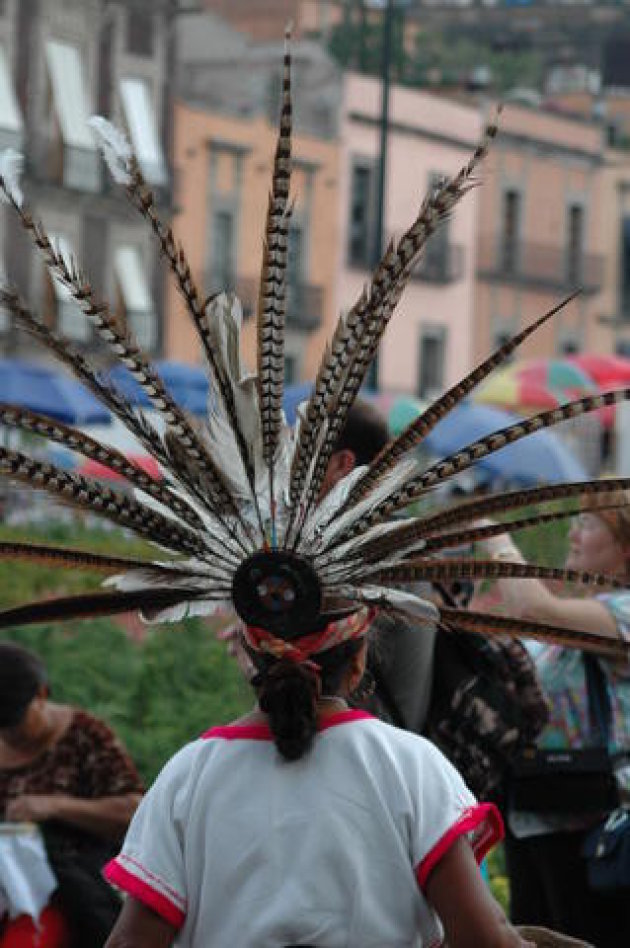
[580,656,630,891]
[509,655,618,815]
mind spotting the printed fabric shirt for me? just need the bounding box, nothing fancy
[537,591,630,753]
[105,710,502,948]
[0,709,143,857]
[509,591,630,839]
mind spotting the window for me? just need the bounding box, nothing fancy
[621,218,630,320]
[119,78,167,186]
[566,204,584,286]
[0,44,23,151]
[211,210,235,291]
[560,338,579,355]
[114,245,157,351]
[45,40,100,191]
[287,224,304,288]
[501,189,521,274]
[126,11,154,58]
[284,354,297,385]
[418,327,446,400]
[348,163,374,267]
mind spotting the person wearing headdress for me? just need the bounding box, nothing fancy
[102,594,536,948]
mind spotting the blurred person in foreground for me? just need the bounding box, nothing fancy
[477,498,630,947]
[0,642,143,947]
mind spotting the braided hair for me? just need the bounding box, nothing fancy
[251,639,365,761]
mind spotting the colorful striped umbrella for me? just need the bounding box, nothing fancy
[471,358,614,427]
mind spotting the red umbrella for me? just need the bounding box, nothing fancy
[78,455,162,482]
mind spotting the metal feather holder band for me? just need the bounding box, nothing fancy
[0,27,629,661]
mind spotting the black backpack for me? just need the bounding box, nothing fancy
[424,628,549,801]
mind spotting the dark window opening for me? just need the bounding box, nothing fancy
[418,330,445,400]
[501,190,520,274]
[566,204,584,286]
[348,164,373,267]
[127,11,154,58]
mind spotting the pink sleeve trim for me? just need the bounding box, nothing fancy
[415,802,504,891]
[104,858,186,929]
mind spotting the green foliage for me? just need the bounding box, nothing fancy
[327,17,543,95]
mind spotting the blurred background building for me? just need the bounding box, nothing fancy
[0,0,173,357]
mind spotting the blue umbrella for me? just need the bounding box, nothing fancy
[0,359,110,425]
[421,402,587,486]
[108,361,209,416]
[283,383,313,425]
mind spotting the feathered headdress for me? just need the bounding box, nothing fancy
[0,30,629,663]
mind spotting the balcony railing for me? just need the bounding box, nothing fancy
[410,244,465,284]
[350,235,465,285]
[477,238,604,294]
[204,273,323,331]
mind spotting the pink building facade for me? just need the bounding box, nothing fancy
[339,74,482,398]
[474,102,610,363]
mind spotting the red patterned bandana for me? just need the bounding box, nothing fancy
[242,607,374,666]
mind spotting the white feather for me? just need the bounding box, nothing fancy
[140,598,231,624]
[331,583,439,624]
[0,149,24,207]
[88,115,134,185]
[310,458,419,552]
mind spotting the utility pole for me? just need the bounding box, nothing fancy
[366,0,396,391]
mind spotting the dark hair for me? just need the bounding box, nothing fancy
[0,642,48,727]
[251,639,364,761]
[334,399,389,467]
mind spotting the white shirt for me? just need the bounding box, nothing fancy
[106,710,501,947]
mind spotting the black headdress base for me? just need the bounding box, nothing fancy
[232,549,324,636]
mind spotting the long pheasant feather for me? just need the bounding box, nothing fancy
[417,478,630,537]
[0,184,243,529]
[334,388,630,545]
[0,587,222,630]
[0,447,205,557]
[89,121,264,534]
[257,26,293,545]
[0,541,171,573]
[0,404,205,531]
[288,115,500,544]
[369,558,622,589]
[440,607,630,662]
[343,293,580,510]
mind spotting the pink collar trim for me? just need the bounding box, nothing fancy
[201,708,374,741]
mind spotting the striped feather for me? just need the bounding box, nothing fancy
[343,293,579,510]
[416,478,630,537]
[288,117,499,544]
[0,404,205,531]
[0,541,159,572]
[369,557,623,590]
[0,446,205,557]
[0,587,217,630]
[334,389,630,545]
[0,193,242,527]
[90,123,264,530]
[258,26,293,509]
[440,607,630,663]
